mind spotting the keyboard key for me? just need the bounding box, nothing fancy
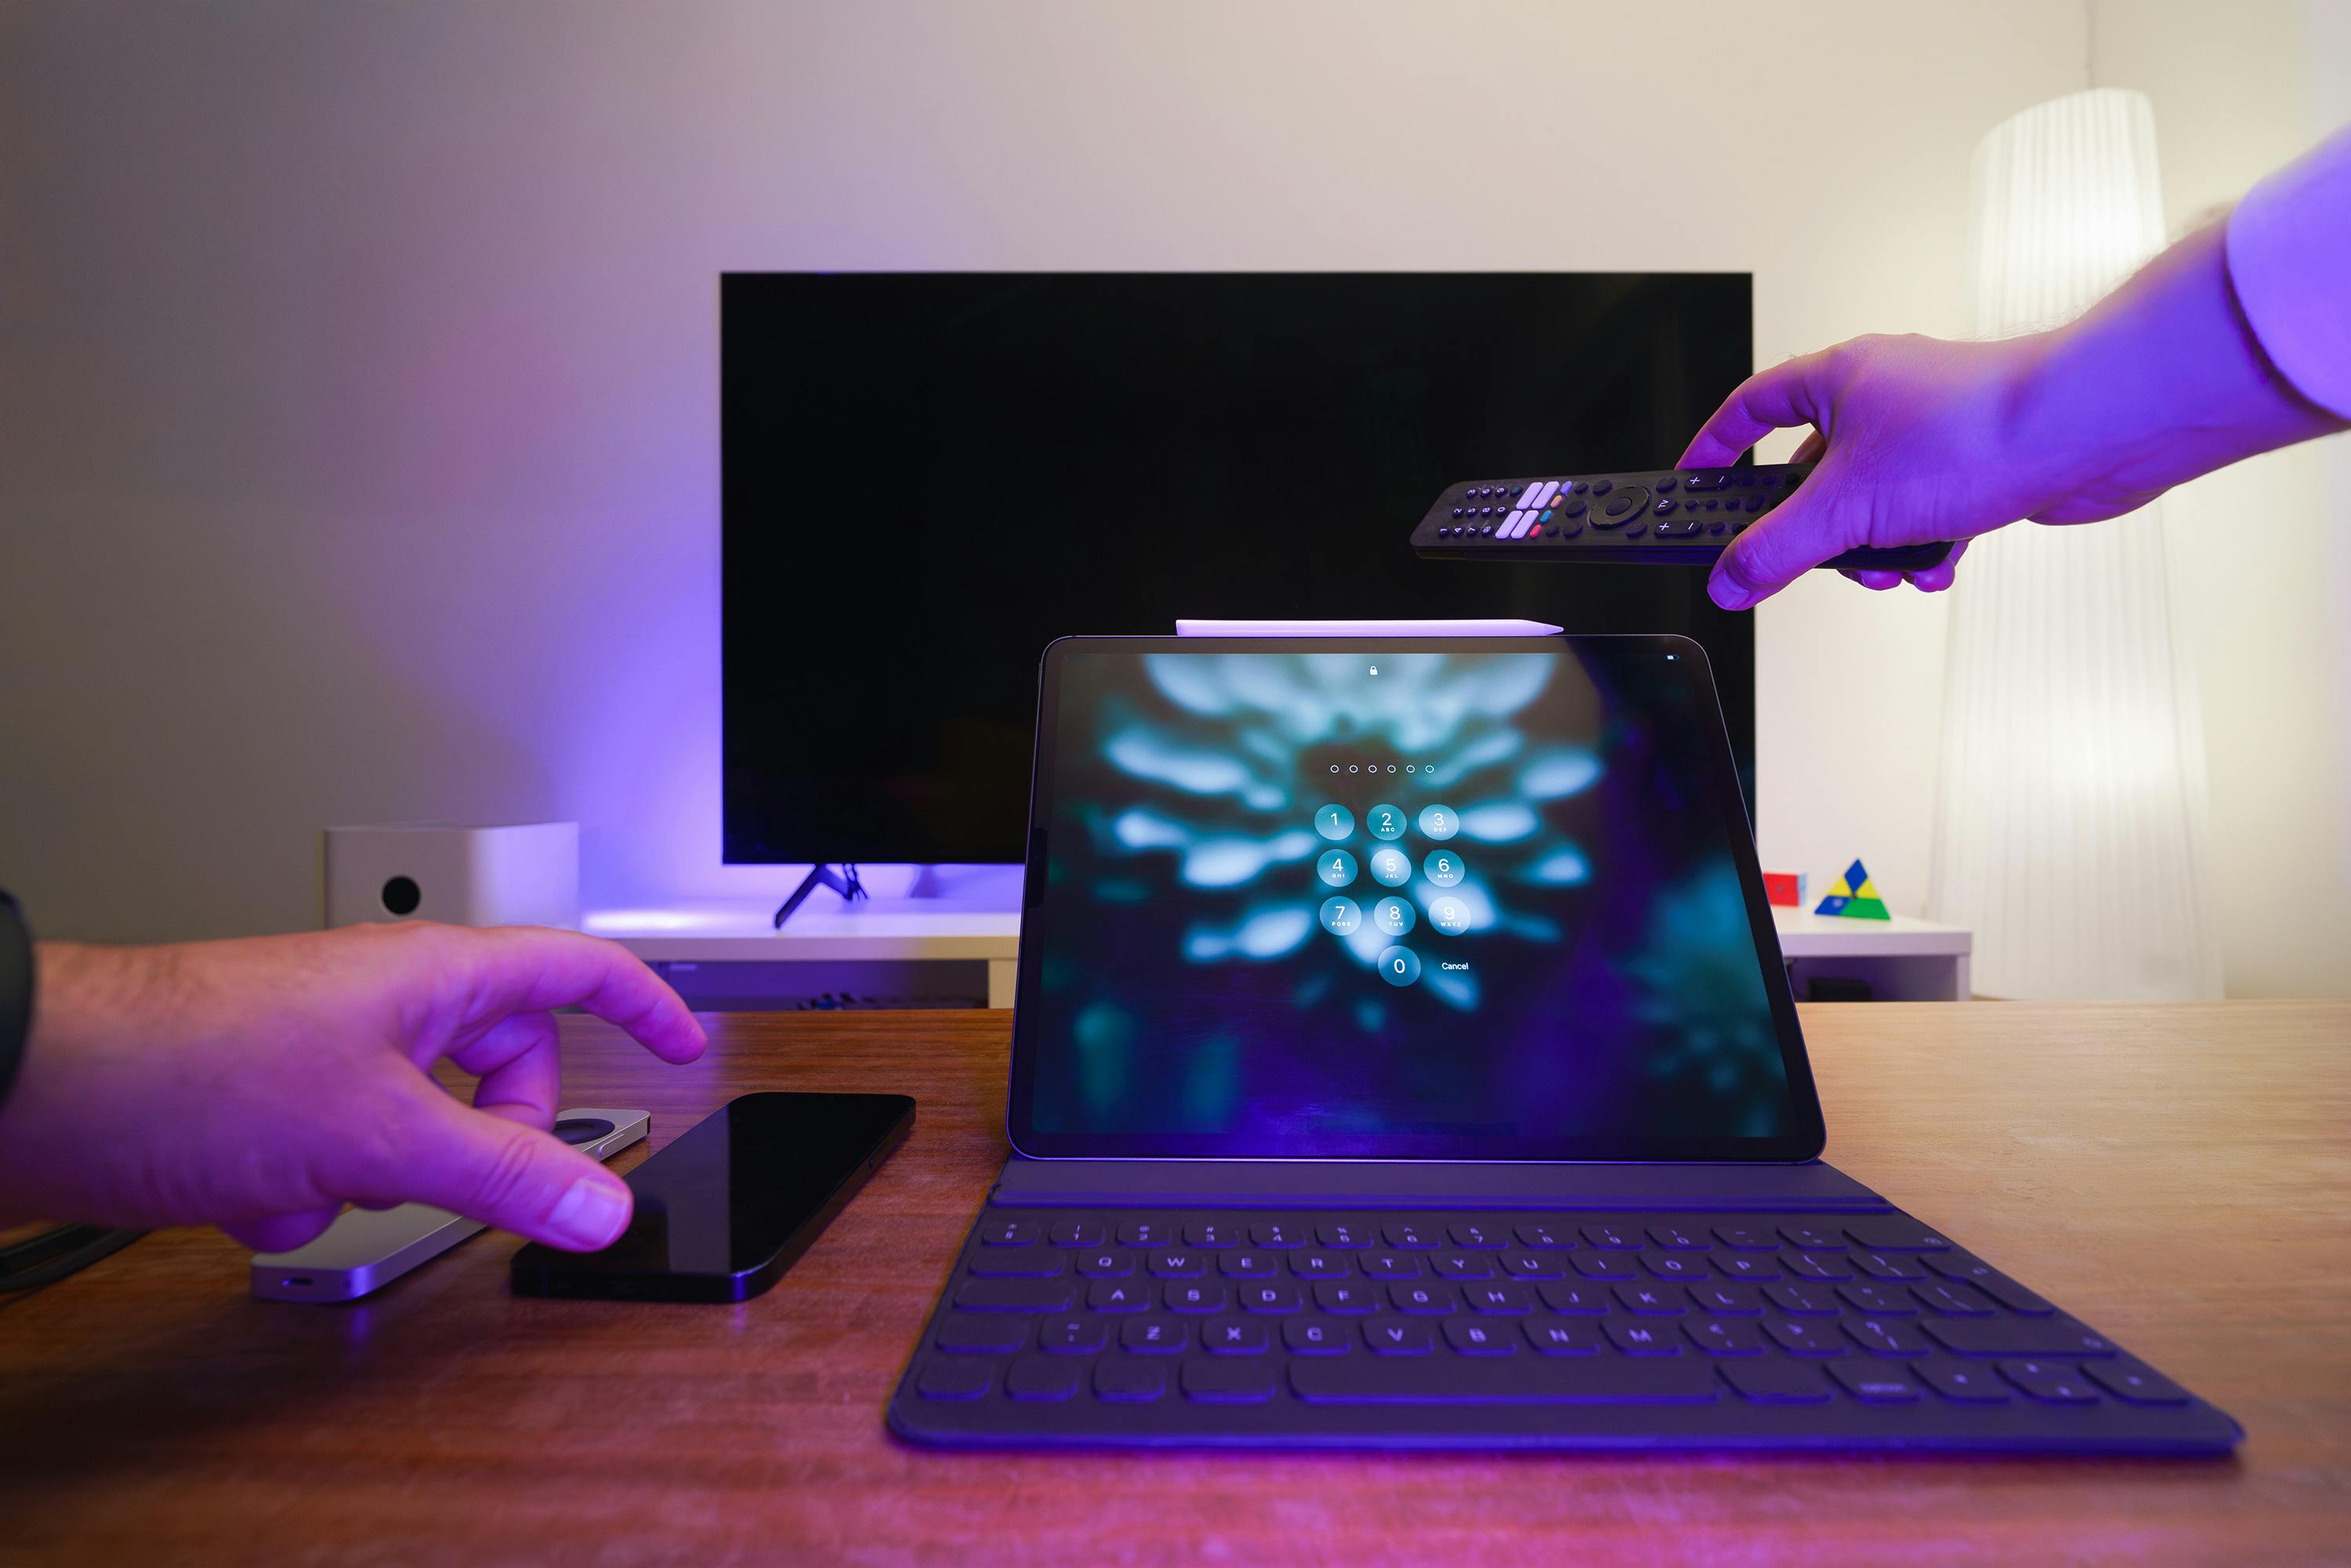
[1118,1219,1172,1248]
[1571,1252,1637,1280]
[1038,1315,1109,1353]
[1433,1252,1494,1279]
[936,1313,1031,1353]
[1845,1318,1930,1357]
[1603,1320,1682,1356]
[1852,1251,1928,1282]
[1922,1253,2056,1315]
[1640,1250,1708,1282]
[1218,1250,1276,1278]
[1237,1282,1302,1314]
[1683,1318,1763,1356]
[1383,1223,1436,1249]
[1763,1317,1846,1357]
[917,1360,994,1401]
[1075,1249,1135,1277]
[1184,1221,1237,1248]
[1499,1251,1566,1279]
[967,1249,1068,1279]
[1463,1282,1533,1315]
[1780,1226,1846,1251]
[1689,1283,1762,1316]
[1765,1281,1838,1316]
[1712,1225,1776,1251]
[1317,1222,1371,1248]
[1581,1223,1636,1250]
[1444,1319,1517,1356]
[979,1219,1041,1247]
[1365,1320,1436,1356]
[1389,1282,1458,1315]
[1086,1280,1147,1313]
[1147,1251,1205,1278]
[1514,1222,1569,1248]
[1998,1359,2099,1404]
[1314,1281,1379,1314]
[1291,1355,1717,1404]
[1183,1357,1277,1403]
[1845,1219,1953,1251]
[1641,1225,1697,1251]
[1248,1220,1306,1248]
[1523,1320,1599,1356]
[955,1278,1073,1313]
[1835,1283,1916,1316]
[1444,1222,1498,1248]
[2083,1358,2190,1405]
[1912,1359,2011,1403]
[1163,1281,1225,1313]
[1613,1283,1685,1316]
[1005,1355,1081,1401]
[1202,1316,1270,1355]
[1049,1219,1106,1248]
[1119,1317,1187,1354]
[1284,1318,1350,1355]
[1721,1360,1831,1404]
[1828,1363,1921,1403]
[1092,1357,1166,1402]
[1711,1251,1780,1283]
[1912,1280,1995,1317]
[1921,1317,2116,1358]
[1359,1251,1422,1279]
[1289,1250,1352,1277]
[1781,1251,1852,1280]
[1537,1281,1609,1315]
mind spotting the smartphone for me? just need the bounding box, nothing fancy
[251,1109,650,1302]
[510,1092,915,1304]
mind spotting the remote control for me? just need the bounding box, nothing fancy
[1411,464,1955,574]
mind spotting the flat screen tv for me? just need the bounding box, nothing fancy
[723,273,1753,867]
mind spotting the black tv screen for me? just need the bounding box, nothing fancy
[723,273,1753,866]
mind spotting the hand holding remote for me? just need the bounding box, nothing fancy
[1683,220,2346,609]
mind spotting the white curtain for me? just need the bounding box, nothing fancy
[1926,89,2222,1001]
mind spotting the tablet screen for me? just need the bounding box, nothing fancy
[1009,638,1821,1161]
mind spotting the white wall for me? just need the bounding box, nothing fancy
[0,2,2340,991]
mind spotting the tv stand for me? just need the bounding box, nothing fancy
[773,864,867,929]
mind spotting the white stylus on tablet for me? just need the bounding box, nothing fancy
[1174,618,1563,637]
[249,1107,649,1302]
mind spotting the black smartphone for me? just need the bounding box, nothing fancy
[510,1092,914,1303]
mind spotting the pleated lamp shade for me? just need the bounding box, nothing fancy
[1925,89,2222,1000]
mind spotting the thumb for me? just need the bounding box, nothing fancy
[386,1088,635,1251]
[1707,483,1857,610]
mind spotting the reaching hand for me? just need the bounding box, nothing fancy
[1681,221,2345,610]
[0,923,706,1255]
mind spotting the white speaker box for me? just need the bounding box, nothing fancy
[324,822,580,930]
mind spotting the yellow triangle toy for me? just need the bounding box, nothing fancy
[1813,859,1891,920]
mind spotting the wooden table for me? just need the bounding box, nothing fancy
[2,1002,2346,1565]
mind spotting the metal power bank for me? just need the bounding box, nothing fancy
[250,1108,649,1302]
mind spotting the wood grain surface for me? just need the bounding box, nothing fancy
[1,1001,2345,1566]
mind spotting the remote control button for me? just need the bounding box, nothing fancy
[1654,498,1676,515]
[1560,499,1586,519]
[1745,495,1764,512]
[1556,516,1583,538]
[1730,469,1755,487]
[1527,480,1561,509]
[1481,523,1495,536]
[1759,473,1782,488]
[1591,478,1613,495]
[1451,507,1464,518]
[1655,476,1676,492]
[1570,481,1588,494]
[1707,522,1726,535]
[1620,520,1646,538]
[1592,485,1650,528]
[1538,509,1553,524]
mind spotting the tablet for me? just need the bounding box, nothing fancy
[1007,636,1824,1162]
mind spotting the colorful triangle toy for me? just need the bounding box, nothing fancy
[1814,859,1890,920]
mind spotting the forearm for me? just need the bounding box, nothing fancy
[2012,221,2346,517]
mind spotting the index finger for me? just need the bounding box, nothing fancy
[1679,349,1836,469]
[440,926,708,1064]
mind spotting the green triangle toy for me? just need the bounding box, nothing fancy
[1814,859,1890,920]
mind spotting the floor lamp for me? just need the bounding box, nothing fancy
[1926,88,2222,1001]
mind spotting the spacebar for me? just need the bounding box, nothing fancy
[1288,1356,1718,1405]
